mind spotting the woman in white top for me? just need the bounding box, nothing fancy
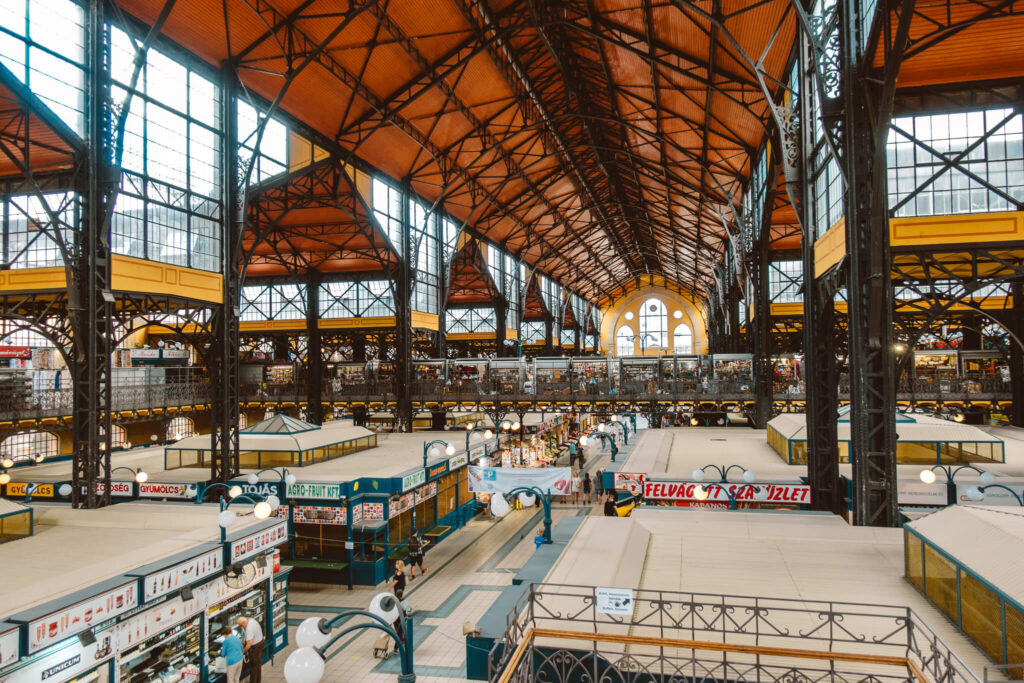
[571,471,581,504]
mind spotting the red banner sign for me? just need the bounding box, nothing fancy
[0,346,31,358]
[643,480,811,505]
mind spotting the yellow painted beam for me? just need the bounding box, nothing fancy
[111,255,223,303]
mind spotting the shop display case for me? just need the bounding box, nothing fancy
[264,365,294,385]
[206,587,267,679]
[660,355,704,392]
[366,361,396,393]
[535,358,570,395]
[571,357,611,394]
[489,359,523,394]
[772,354,801,394]
[619,357,658,395]
[711,354,753,393]
[118,616,201,683]
[270,575,289,651]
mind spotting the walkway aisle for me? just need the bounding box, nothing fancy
[262,431,638,683]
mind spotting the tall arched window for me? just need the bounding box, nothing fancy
[673,324,693,354]
[616,325,635,356]
[639,298,668,348]
[0,431,58,462]
[166,416,195,441]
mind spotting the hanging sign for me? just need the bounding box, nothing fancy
[286,482,342,500]
[138,482,197,499]
[897,482,947,506]
[27,581,137,653]
[292,506,346,525]
[0,346,31,359]
[448,453,468,470]
[230,481,281,498]
[401,470,426,492]
[613,473,646,496]
[467,466,572,495]
[228,521,288,564]
[95,481,134,498]
[414,482,438,504]
[595,587,634,616]
[955,482,1024,506]
[143,548,223,601]
[2,627,114,682]
[5,482,53,498]
[642,481,811,504]
[426,461,449,481]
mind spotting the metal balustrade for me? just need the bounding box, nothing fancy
[489,583,981,683]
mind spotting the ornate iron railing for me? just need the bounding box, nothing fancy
[489,584,981,683]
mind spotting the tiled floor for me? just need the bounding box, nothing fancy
[259,444,620,683]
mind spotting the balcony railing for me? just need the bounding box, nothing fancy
[490,583,980,683]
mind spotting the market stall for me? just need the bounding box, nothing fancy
[571,357,612,394]
[710,353,753,392]
[535,357,571,395]
[327,362,369,395]
[489,359,524,394]
[620,357,658,395]
[446,360,489,396]
[412,361,445,393]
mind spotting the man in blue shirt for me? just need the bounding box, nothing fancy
[221,627,244,683]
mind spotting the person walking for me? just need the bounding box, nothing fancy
[221,627,244,683]
[594,469,604,498]
[571,470,581,505]
[237,616,264,683]
[582,472,592,504]
[391,560,407,600]
[604,493,617,517]
[408,531,426,579]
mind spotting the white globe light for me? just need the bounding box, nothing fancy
[490,494,511,517]
[512,422,521,431]
[919,469,937,484]
[58,484,72,497]
[611,415,619,422]
[1,458,13,469]
[693,485,709,501]
[284,647,325,683]
[253,502,272,519]
[598,423,606,432]
[174,433,183,441]
[150,434,158,442]
[501,421,511,430]
[692,469,705,482]
[266,495,281,511]
[368,592,401,624]
[218,510,237,528]
[135,470,149,484]
[966,486,984,502]
[980,471,995,486]
[518,491,536,507]
[579,436,588,447]
[484,429,493,439]
[690,417,699,426]
[247,474,259,485]
[754,486,769,501]
[123,441,132,449]
[742,470,756,483]
[0,473,9,485]
[285,473,297,486]
[445,444,456,456]
[295,617,332,649]
[228,485,243,498]
[430,447,439,458]
[470,432,480,443]
[465,421,475,430]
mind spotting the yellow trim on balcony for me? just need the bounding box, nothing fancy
[813,218,845,277]
[890,211,1024,247]
[110,255,223,303]
[319,316,396,329]
[411,311,439,330]
[0,266,66,293]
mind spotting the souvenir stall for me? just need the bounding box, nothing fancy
[912,350,957,380]
[488,359,524,394]
[446,360,489,396]
[328,362,368,395]
[959,350,1008,393]
[412,361,445,393]
[711,354,753,391]
[772,354,802,394]
[660,355,704,392]
[534,357,571,395]
[570,357,612,394]
[620,357,659,395]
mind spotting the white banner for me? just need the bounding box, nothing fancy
[467,466,572,496]
[955,482,1024,506]
[643,480,811,505]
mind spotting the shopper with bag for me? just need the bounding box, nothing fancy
[221,627,244,683]
[408,532,426,579]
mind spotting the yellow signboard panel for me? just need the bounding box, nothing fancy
[111,255,223,303]
[890,211,1024,247]
[813,218,845,277]
[0,266,66,293]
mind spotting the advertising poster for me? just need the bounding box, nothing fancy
[467,466,572,495]
[642,480,811,505]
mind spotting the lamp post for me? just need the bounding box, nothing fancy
[693,483,769,509]
[422,439,455,469]
[965,484,1024,506]
[247,467,298,488]
[920,465,994,505]
[579,431,617,462]
[692,464,756,483]
[598,421,627,445]
[216,493,279,542]
[464,426,494,453]
[286,594,415,683]
[487,486,552,542]
[625,333,658,356]
[193,481,246,504]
